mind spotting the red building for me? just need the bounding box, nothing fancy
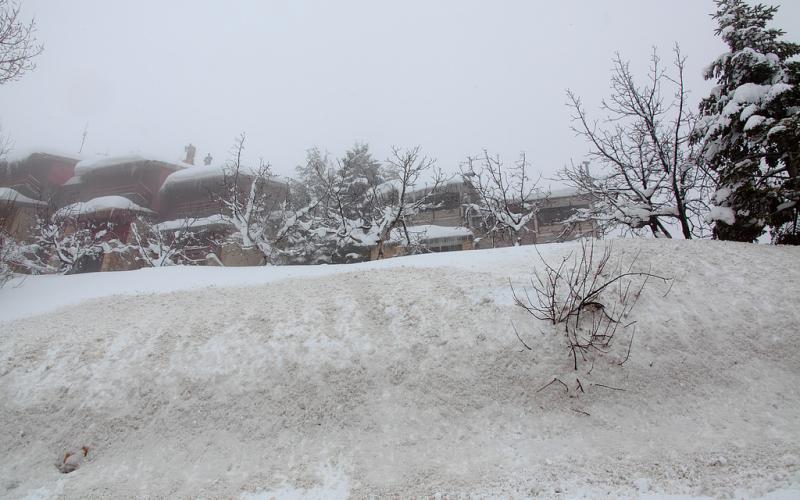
[0,151,80,208]
[61,154,190,211]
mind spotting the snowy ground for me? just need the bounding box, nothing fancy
[1,239,799,499]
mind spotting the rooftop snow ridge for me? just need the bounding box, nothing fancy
[0,187,47,206]
[54,195,153,218]
[161,164,234,189]
[2,148,83,164]
[161,165,291,191]
[74,154,191,177]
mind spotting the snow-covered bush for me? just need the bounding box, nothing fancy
[36,218,126,274]
[0,230,53,287]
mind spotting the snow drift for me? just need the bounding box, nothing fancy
[0,239,799,498]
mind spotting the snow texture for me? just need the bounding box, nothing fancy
[155,214,231,232]
[0,240,799,498]
[707,206,737,225]
[54,196,153,218]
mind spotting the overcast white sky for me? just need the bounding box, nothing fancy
[0,0,798,183]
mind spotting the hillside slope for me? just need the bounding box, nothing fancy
[1,240,799,499]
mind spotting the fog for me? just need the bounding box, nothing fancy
[1,0,798,182]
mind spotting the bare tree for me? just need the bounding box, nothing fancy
[373,146,444,259]
[562,46,712,239]
[216,133,283,263]
[461,150,543,247]
[0,0,43,85]
[216,133,318,264]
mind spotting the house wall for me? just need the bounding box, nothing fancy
[0,205,40,241]
[0,154,78,207]
[70,163,176,210]
[158,176,289,222]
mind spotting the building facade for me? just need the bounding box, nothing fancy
[1,151,596,272]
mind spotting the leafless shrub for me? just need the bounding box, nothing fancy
[511,239,669,372]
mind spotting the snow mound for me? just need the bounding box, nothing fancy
[1,240,799,498]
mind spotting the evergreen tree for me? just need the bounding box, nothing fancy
[693,0,800,243]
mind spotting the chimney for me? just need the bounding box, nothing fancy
[184,144,197,165]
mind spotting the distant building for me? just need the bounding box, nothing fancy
[53,195,155,273]
[0,150,81,208]
[157,164,289,265]
[367,224,475,260]
[405,179,597,252]
[0,148,599,272]
[61,154,189,211]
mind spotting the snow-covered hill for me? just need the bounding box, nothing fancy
[1,240,799,499]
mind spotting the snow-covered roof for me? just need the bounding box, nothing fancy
[403,224,473,240]
[2,148,82,165]
[74,154,190,177]
[532,186,580,200]
[155,214,232,232]
[54,196,153,218]
[353,224,473,247]
[160,164,232,189]
[161,165,291,191]
[0,187,46,207]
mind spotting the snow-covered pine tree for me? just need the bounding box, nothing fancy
[693,0,800,243]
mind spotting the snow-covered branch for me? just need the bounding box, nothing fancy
[461,150,543,246]
[563,46,710,239]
